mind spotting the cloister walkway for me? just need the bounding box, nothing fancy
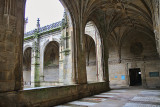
[56,86,160,107]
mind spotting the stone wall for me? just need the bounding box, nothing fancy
[87,65,97,82]
[0,82,109,107]
[23,70,31,85]
[109,60,160,88]
[43,66,59,81]
[109,64,128,86]
[108,30,160,88]
[144,60,160,88]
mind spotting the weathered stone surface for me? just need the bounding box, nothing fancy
[1,0,160,106]
[0,82,109,107]
[0,0,25,92]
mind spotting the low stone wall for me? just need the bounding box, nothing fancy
[0,82,109,107]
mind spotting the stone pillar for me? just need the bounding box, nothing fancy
[141,61,147,87]
[59,41,64,83]
[31,32,40,87]
[74,26,87,84]
[96,33,104,82]
[31,18,41,87]
[153,0,160,56]
[59,12,76,85]
[39,46,44,82]
[67,11,87,84]
[102,37,110,86]
[31,19,41,87]
[0,0,26,92]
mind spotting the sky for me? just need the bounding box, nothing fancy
[25,0,64,32]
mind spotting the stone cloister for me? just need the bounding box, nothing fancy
[23,19,104,88]
[0,0,160,106]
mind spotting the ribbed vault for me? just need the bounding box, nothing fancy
[59,0,157,83]
[60,0,155,39]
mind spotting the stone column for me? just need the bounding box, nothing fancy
[59,12,76,85]
[96,33,104,82]
[31,19,41,87]
[39,46,44,82]
[31,31,40,87]
[153,0,160,56]
[102,36,110,87]
[75,27,87,84]
[0,0,26,92]
[59,41,64,83]
[70,16,87,84]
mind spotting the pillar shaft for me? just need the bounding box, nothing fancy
[60,13,76,84]
[74,25,87,84]
[31,33,40,87]
[153,0,160,56]
[0,0,25,92]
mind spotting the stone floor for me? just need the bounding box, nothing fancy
[55,86,160,107]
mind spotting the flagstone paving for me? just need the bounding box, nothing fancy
[56,87,160,107]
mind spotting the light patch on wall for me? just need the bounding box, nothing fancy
[121,75,125,80]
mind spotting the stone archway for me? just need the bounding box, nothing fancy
[85,35,97,82]
[43,41,59,82]
[23,47,32,87]
[85,21,104,82]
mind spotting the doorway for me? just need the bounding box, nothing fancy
[129,68,142,86]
